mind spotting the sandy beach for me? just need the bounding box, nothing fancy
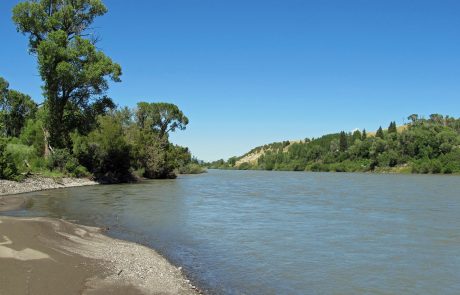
[0,178,200,295]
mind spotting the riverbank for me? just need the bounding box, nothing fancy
[0,216,199,295]
[0,176,98,212]
[0,176,98,196]
[0,177,201,294]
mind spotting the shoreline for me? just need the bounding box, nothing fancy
[0,177,201,294]
[0,175,99,197]
[0,176,99,212]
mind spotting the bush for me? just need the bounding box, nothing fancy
[6,143,36,172]
[238,162,252,170]
[178,163,206,174]
[72,116,132,182]
[0,138,21,181]
[431,159,442,174]
[19,117,45,156]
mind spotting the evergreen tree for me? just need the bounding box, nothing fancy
[352,130,362,143]
[362,129,367,140]
[376,126,384,138]
[339,131,348,152]
[388,121,397,134]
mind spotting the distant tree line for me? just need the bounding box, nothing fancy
[208,115,460,174]
[0,0,203,182]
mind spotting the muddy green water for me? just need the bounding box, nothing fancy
[7,170,460,294]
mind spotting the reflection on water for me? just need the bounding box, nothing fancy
[6,170,460,294]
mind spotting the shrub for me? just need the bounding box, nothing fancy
[178,163,206,174]
[72,116,132,182]
[6,143,36,172]
[238,162,252,170]
[0,138,21,181]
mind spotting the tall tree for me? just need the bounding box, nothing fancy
[136,102,189,138]
[362,129,367,140]
[408,114,419,124]
[352,129,362,143]
[339,131,348,152]
[134,102,189,178]
[388,121,397,134]
[0,77,37,137]
[13,0,121,149]
[376,126,384,139]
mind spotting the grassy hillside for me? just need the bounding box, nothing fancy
[208,115,460,174]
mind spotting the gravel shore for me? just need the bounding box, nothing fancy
[0,176,98,212]
[0,216,199,295]
[0,176,98,197]
[0,177,201,295]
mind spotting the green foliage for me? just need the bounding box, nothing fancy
[72,115,131,182]
[42,147,88,177]
[0,138,21,180]
[376,126,384,139]
[19,108,46,156]
[215,114,460,175]
[3,2,195,183]
[0,77,37,137]
[6,142,36,172]
[136,102,189,138]
[13,0,121,149]
[388,121,397,134]
[339,131,348,152]
[178,163,206,174]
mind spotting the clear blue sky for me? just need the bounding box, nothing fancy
[1,0,459,161]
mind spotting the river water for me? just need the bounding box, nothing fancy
[6,170,460,294]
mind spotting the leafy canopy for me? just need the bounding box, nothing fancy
[136,102,189,138]
[0,77,37,137]
[13,0,121,148]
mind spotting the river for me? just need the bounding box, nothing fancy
[6,170,460,294]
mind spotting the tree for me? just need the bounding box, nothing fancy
[352,129,362,143]
[408,114,419,124]
[362,129,367,140]
[376,126,384,138]
[72,114,131,182]
[0,78,37,137]
[136,102,189,138]
[339,131,348,152]
[388,121,397,134]
[13,0,121,149]
[132,102,189,178]
[429,114,444,125]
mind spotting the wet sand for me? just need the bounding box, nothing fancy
[0,216,199,295]
[0,177,200,295]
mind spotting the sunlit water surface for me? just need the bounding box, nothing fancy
[6,170,460,294]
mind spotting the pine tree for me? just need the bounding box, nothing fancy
[352,129,362,142]
[376,126,384,138]
[388,121,397,133]
[362,129,367,140]
[339,131,348,152]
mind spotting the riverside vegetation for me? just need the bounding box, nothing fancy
[209,115,460,174]
[0,0,204,183]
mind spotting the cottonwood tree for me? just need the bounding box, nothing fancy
[136,102,189,138]
[0,77,37,137]
[134,102,189,178]
[13,0,121,149]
